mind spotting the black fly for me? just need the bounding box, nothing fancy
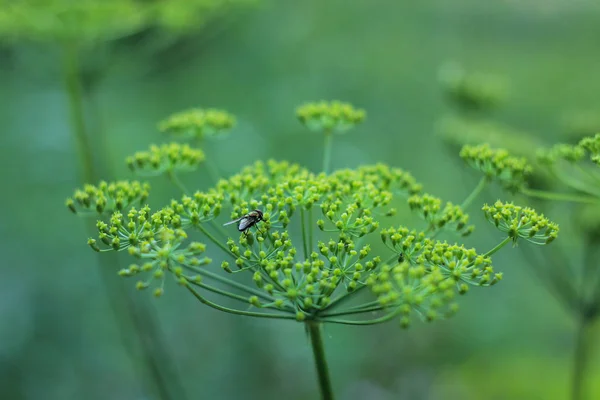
[223,209,264,233]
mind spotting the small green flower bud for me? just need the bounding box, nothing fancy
[249,296,261,307]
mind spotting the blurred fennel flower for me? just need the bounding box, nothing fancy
[296,101,365,133]
[482,200,559,245]
[579,133,600,165]
[126,142,205,176]
[0,0,256,45]
[536,143,586,165]
[158,108,236,140]
[460,144,532,193]
[438,63,507,113]
[66,180,150,214]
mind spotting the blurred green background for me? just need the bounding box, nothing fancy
[1,1,600,399]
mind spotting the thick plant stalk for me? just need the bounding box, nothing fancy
[62,41,185,400]
[307,322,334,400]
[571,314,594,400]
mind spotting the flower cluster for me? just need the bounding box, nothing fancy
[296,101,366,133]
[460,144,532,192]
[71,156,521,327]
[536,143,586,165]
[88,205,211,297]
[0,0,253,44]
[407,194,474,236]
[579,133,600,165]
[374,226,502,327]
[66,180,150,215]
[482,201,559,244]
[158,108,236,140]
[126,143,205,175]
[438,64,506,112]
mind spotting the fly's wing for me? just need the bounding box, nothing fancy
[237,217,254,231]
[223,217,243,226]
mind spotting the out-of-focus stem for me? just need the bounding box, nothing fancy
[62,41,184,400]
[323,131,333,174]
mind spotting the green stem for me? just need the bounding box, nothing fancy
[185,284,296,320]
[187,278,257,304]
[322,306,403,326]
[62,42,183,400]
[198,224,234,256]
[308,207,314,254]
[306,322,334,400]
[322,303,388,318]
[323,131,333,174]
[571,315,594,400]
[204,158,221,185]
[63,41,95,182]
[186,266,275,303]
[168,170,190,195]
[522,188,600,204]
[483,236,512,258]
[460,177,487,210]
[300,208,309,260]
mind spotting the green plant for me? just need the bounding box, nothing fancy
[438,65,600,400]
[66,100,558,399]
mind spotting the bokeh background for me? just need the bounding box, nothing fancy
[1,1,600,399]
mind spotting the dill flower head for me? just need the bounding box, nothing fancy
[66,180,150,214]
[296,101,365,133]
[438,63,507,113]
[158,108,236,140]
[460,144,532,193]
[482,200,559,245]
[126,143,205,176]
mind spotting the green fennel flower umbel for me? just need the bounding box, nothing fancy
[66,101,560,400]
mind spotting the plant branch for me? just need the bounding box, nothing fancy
[184,283,296,320]
[522,188,600,204]
[306,322,334,400]
[461,177,487,210]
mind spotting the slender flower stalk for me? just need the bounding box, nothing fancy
[62,42,185,400]
[306,322,334,400]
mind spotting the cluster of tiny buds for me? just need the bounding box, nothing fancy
[579,133,600,165]
[158,108,236,139]
[66,180,150,215]
[460,144,532,192]
[407,194,474,236]
[482,200,559,244]
[539,133,600,166]
[126,142,205,175]
[296,101,366,133]
[438,63,506,112]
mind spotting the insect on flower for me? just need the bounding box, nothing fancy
[223,209,264,233]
